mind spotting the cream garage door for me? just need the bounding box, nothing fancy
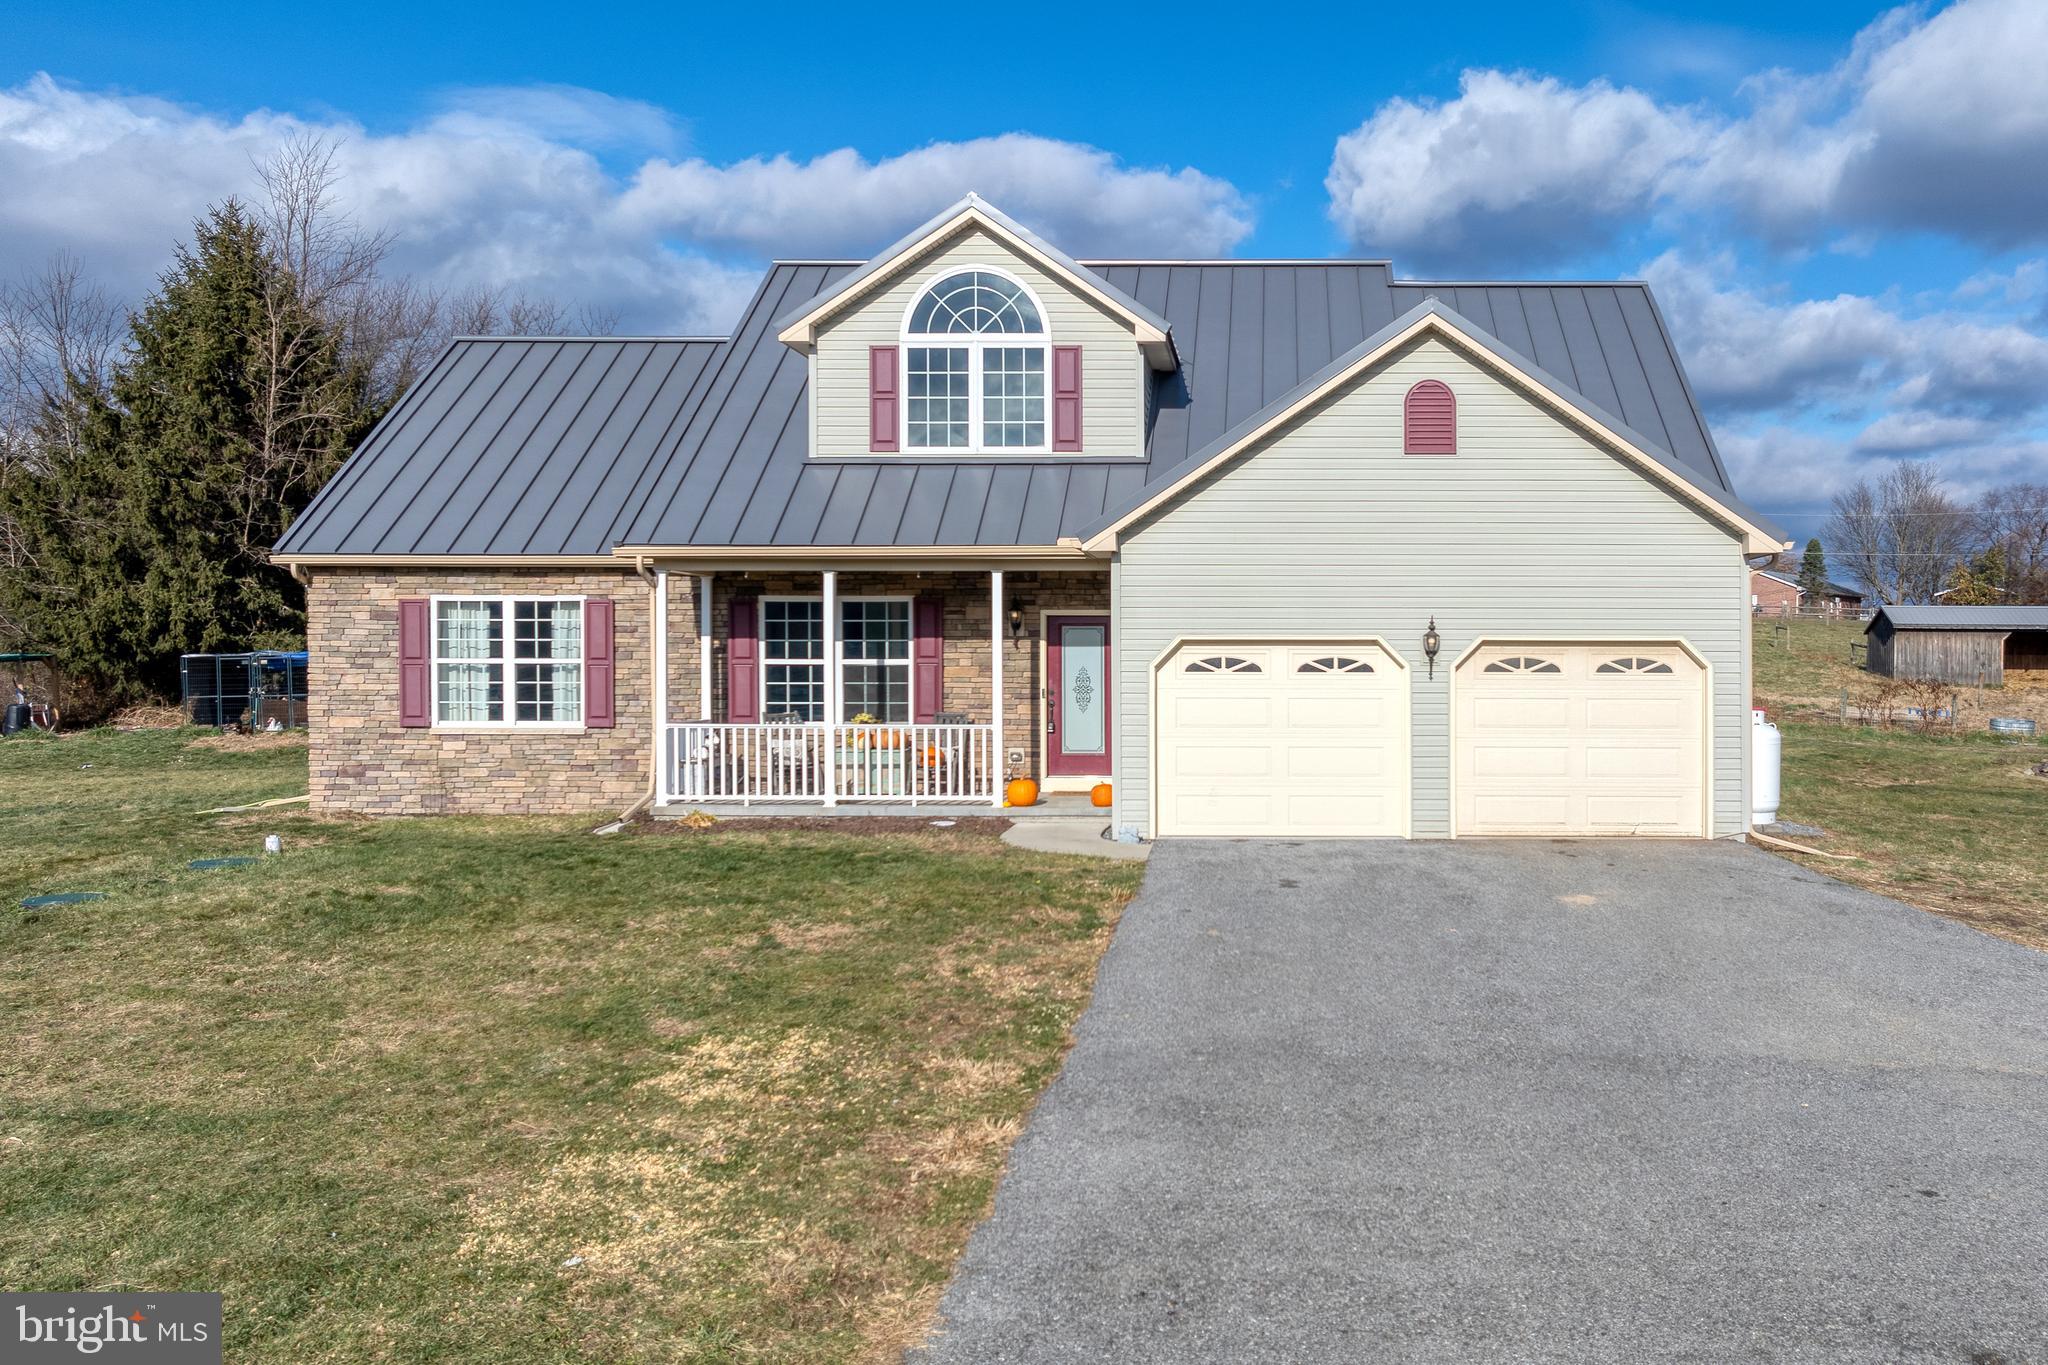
[1156,642,1407,837]
[1455,644,1706,836]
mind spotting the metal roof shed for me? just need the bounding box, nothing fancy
[1865,605,2048,685]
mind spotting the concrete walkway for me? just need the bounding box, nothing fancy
[1001,820,1149,860]
[914,839,2048,1364]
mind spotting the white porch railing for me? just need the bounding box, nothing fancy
[663,723,999,805]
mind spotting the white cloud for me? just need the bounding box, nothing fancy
[1722,424,2048,518]
[1852,411,1995,454]
[0,76,1252,334]
[1326,0,2048,264]
[1644,251,2048,420]
[1641,252,1904,412]
[434,84,683,154]
[1324,72,1712,262]
[1646,249,2048,523]
[616,135,1252,259]
[1716,427,1868,511]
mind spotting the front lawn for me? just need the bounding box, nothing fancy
[1750,617,2048,950]
[0,729,1142,1363]
[1775,722,2048,950]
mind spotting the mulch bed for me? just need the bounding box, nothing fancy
[630,814,1013,839]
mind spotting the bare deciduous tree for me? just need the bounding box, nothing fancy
[254,135,613,409]
[443,285,619,340]
[1823,461,1972,604]
[1976,482,2048,604]
[0,252,121,472]
[0,254,123,641]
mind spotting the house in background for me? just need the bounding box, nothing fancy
[1865,605,2048,685]
[1749,567,1864,617]
[273,195,1786,840]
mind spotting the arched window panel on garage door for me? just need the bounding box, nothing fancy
[1298,656,1373,673]
[1185,655,1261,673]
[1596,656,1676,674]
[1483,655,1562,674]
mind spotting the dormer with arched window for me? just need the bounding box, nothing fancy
[896,268,1061,452]
[783,205,1170,460]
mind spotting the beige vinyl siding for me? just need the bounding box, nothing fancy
[811,225,1144,459]
[1111,334,1751,839]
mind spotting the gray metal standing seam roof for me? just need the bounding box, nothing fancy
[1871,605,2048,631]
[276,337,727,557]
[276,257,1752,558]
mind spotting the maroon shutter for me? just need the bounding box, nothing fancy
[1404,380,1456,454]
[1052,345,1083,452]
[398,597,431,727]
[913,596,943,723]
[727,597,760,723]
[869,345,900,452]
[584,598,615,729]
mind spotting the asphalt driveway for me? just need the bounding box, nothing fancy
[914,840,2048,1364]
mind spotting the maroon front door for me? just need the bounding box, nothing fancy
[1045,615,1111,777]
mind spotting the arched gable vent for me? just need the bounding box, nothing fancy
[1403,380,1457,455]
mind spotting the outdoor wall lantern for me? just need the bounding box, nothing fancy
[1008,602,1027,645]
[1423,617,1442,678]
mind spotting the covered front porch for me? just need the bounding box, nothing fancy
[638,556,1110,809]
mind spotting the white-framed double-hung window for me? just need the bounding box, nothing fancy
[761,598,825,720]
[839,599,911,720]
[432,596,583,726]
[903,268,1048,452]
[760,597,912,723]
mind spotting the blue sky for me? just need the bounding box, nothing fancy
[5,0,2046,546]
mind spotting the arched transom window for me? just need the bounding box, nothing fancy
[1596,656,1675,674]
[1483,655,1562,674]
[1185,655,1261,673]
[903,269,1049,451]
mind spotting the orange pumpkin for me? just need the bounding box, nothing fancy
[1004,778,1040,808]
[1090,781,1113,808]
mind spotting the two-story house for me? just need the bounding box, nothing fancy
[273,195,1786,840]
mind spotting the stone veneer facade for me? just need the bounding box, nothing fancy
[308,565,1110,814]
[307,568,653,815]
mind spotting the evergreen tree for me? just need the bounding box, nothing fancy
[1941,546,2008,605]
[0,202,377,702]
[1797,538,1828,599]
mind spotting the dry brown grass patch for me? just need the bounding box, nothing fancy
[867,1117,1023,1182]
[924,1054,1026,1099]
[769,919,863,952]
[108,703,184,729]
[185,730,309,752]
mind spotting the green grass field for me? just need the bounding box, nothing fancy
[1752,617,2048,951]
[0,729,1141,1363]
[1749,616,1868,718]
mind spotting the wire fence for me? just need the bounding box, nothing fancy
[180,652,309,730]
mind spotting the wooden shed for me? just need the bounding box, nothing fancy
[1864,605,2048,686]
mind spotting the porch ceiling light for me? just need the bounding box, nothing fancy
[1423,617,1442,678]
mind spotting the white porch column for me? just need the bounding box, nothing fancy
[696,573,713,720]
[652,569,669,803]
[990,568,1004,807]
[822,569,838,807]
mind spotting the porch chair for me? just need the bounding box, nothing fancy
[760,712,820,797]
[926,712,974,797]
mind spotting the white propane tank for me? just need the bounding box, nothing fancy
[1751,708,1782,827]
